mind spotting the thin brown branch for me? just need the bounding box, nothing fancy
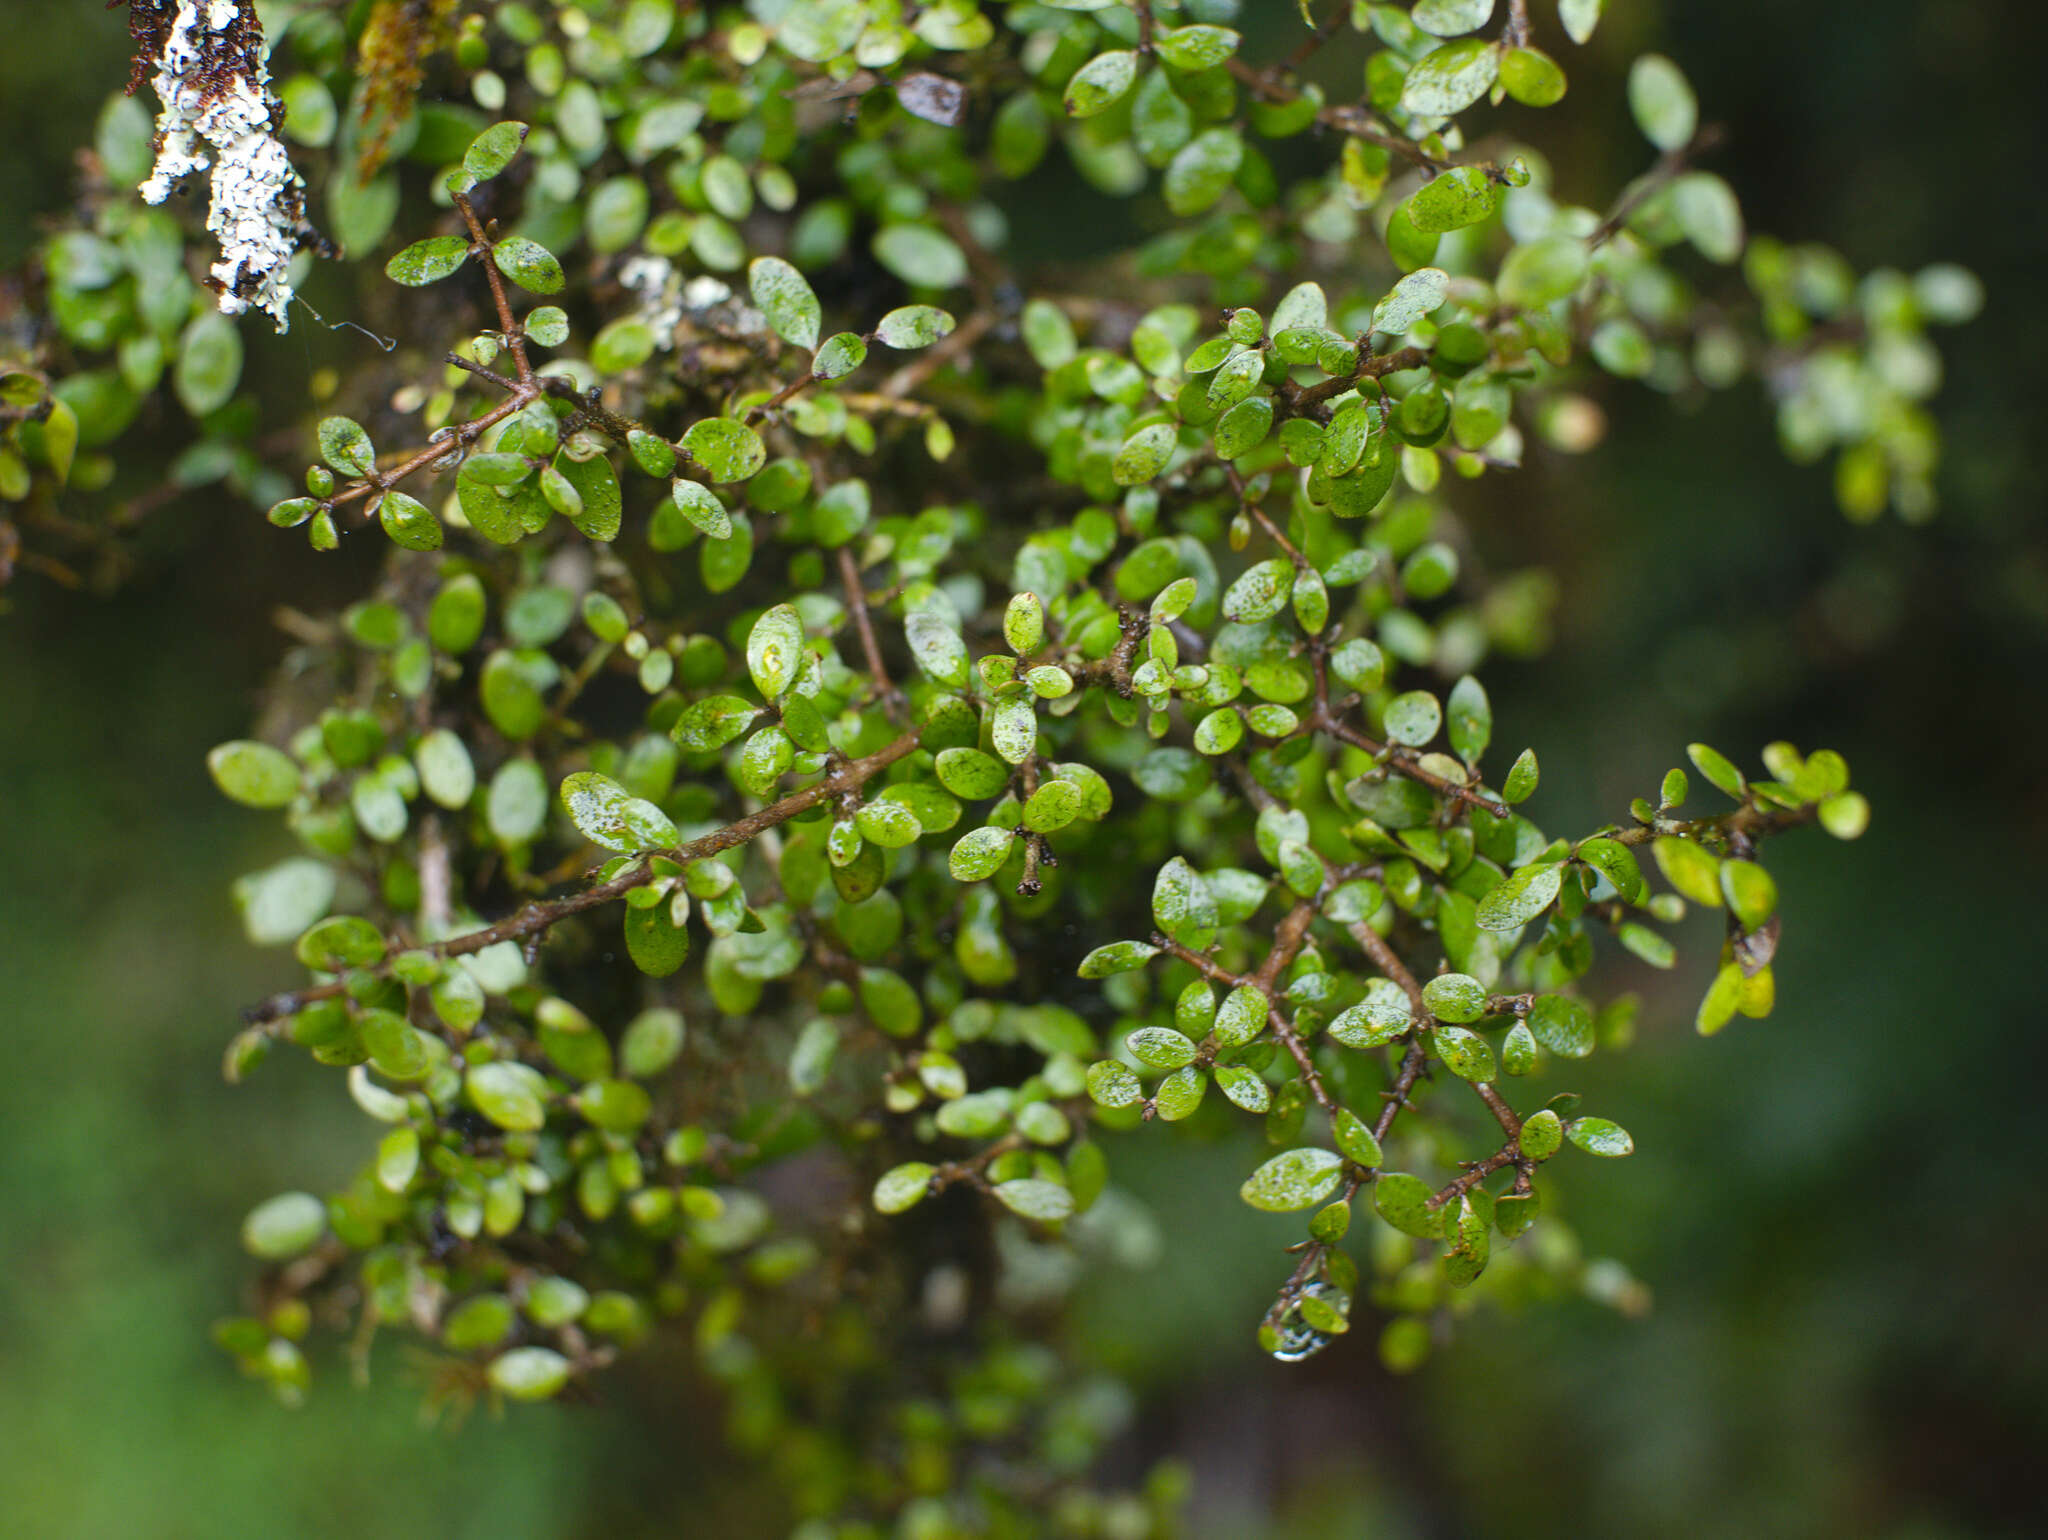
[1428,1142,1524,1209]
[1591,124,1727,248]
[243,729,923,1026]
[1284,3,1347,70]
[1286,345,1430,416]
[837,544,903,718]
[1312,707,1510,820]
[454,191,532,384]
[1373,1036,1431,1144]
[1344,919,1424,1006]
[1224,58,1447,174]
[878,310,996,401]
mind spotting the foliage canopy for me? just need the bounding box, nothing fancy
[0,1,1978,1532]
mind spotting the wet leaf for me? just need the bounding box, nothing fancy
[1241,1147,1345,1212]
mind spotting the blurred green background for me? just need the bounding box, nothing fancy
[3,3,2042,1536]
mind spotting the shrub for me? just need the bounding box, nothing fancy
[1,1,1977,1531]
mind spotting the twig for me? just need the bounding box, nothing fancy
[1312,707,1510,819]
[837,545,903,718]
[1224,59,1447,175]
[1591,124,1727,248]
[878,310,996,401]
[242,729,923,1026]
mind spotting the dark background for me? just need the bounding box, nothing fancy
[3,2,2042,1535]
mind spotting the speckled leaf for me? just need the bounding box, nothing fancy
[1241,1147,1344,1212]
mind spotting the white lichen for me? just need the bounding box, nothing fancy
[139,0,305,332]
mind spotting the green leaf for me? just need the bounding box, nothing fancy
[669,478,731,539]
[1498,234,1589,306]
[1373,268,1450,334]
[1214,397,1274,460]
[1373,1172,1439,1238]
[377,489,442,551]
[1518,1107,1564,1158]
[1331,1109,1383,1168]
[1720,859,1778,928]
[1652,836,1723,907]
[672,695,759,753]
[294,915,385,972]
[208,740,300,808]
[1476,861,1563,930]
[1446,675,1491,762]
[1152,856,1218,950]
[949,825,1015,881]
[560,770,679,853]
[1126,1027,1197,1070]
[1503,748,1539,803]
[1401,39,1501,118]
[1154,24,1239,70]
[492,236,564,294]
[1327,980,1414,1050]
[416,728,475,810]
[1686,742,1747,800]
[462,120,529,184]
[1383,690,1441,747]
[1240,1147,1345,1212]
[1077,940,1159,979]
[241,1192,327,1260]
[174,310,241,418]
[1527,993,1593,1058]
[1114,423,1178,485]
[1567,1117,1634,1157]
[1422,973,1487,1024]
[1064,50,1140,118]
[1673,172,1744,263]
[318,416,375,478]
[576,1078,652,1132]
[1619,922,1676,969]
[1215,1064,1271,1112]
[1819,792,1870,839]
[1154,1064,1206,1121]
[555,451,621,541]
[874,305,955,349]
[747,256,820,350]
[1628,54,1697,151]
[1213,984,1268,1048]
[467,1061,548,1131]
[1433,1024,1497,1082]
[1411,0,1494,36]
[1578,837,1646,904]
[872,224,968,289]
[993,1179,1075,1223]
[233,858,336,947]
[1560,0,1603,44]
[621,1008,685,1078]
[813,332,868,379]
[746,604,804,700]
[935,746,1007,800]
[1085,1059,1143,1109]
[385,236,471,286]
[1408,165,1501,233]
[683,417,766,483]
[905,610,971,687]
[1163,127,1244,217]
[526,307,570,347]
[1500,46,1567,106]
[991,699,1037,764]
[1022,779,1081,833]
[852,801,918,851]
[874,1163,936,1215]
[1223,558,1293,623]
[488,1347,570,1402]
